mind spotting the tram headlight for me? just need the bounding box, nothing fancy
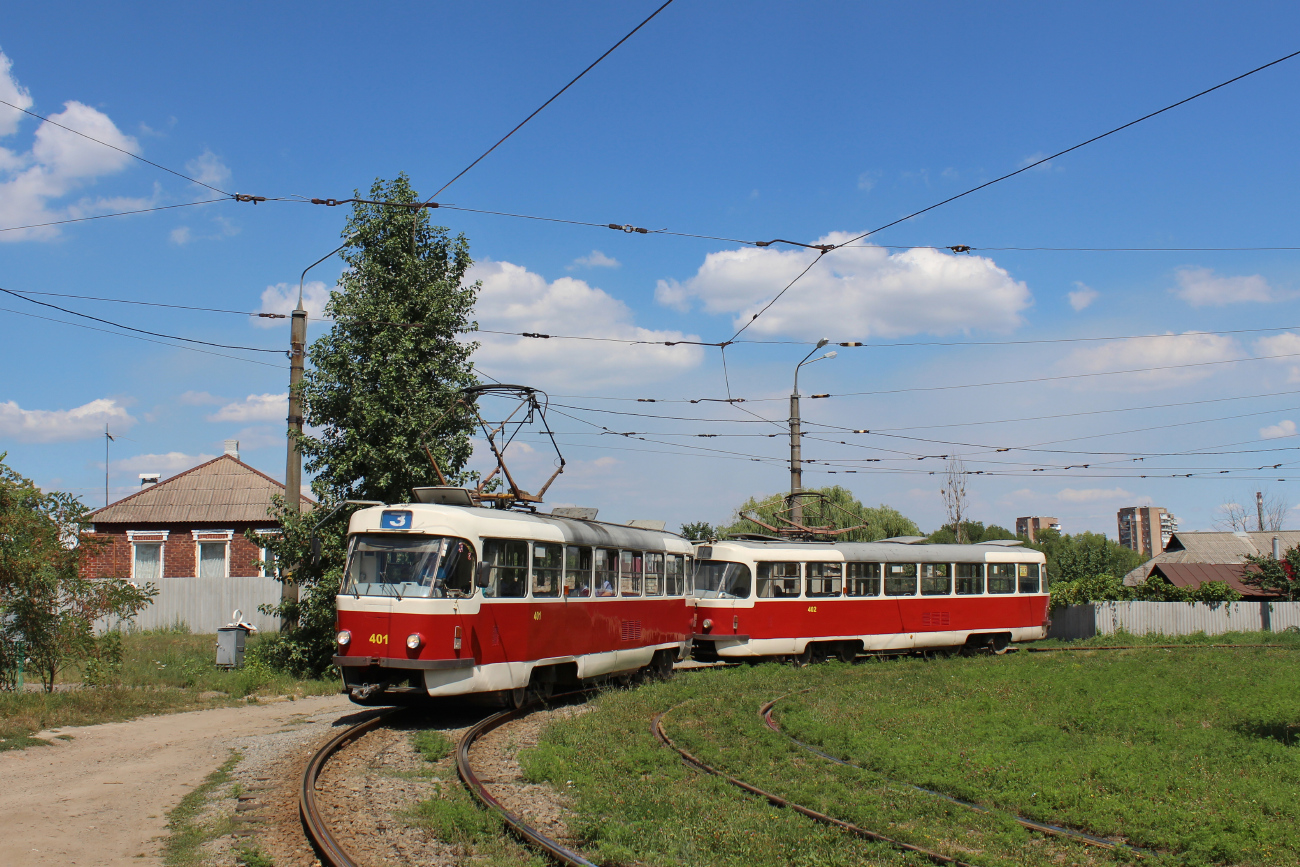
[701,618,713,633]
[336,630,351,647]
[406,632,424,651]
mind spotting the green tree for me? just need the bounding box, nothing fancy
[928,521,1018,545]
[679,522,717,541]
[1242,544,1300,600]
[257,176,480,677]
[1024,528,1146,586]
[718,486,921,541]
[0,455,155,691]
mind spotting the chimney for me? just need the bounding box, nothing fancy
[139,473,160,487]
[224,439,240,460]
[1273,536,1281,560]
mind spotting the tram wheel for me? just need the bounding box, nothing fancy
[792,644,827,667]
[835,643,858,663]
[508,686,527,708]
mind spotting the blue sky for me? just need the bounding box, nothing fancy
[3,1,1300,536]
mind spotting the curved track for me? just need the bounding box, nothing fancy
[300,708,402,867]
[758,692,1147,856]
[651,702,978,867]
[455,696,602,867]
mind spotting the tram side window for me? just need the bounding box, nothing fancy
[565,546,593,597]
[482,539,528,598]
[806,562,843,597]
[884,563,918,596]
[920,563,951,596]
[955,563,984,595]
[532,542,562,597]
[987,563,1016,594]
[620,550,643,597]
[1018,563,1041,594]
[595,548,619,596]
[666,554,685,596]
[757,562,801,598]
[644,552,664,596]
[846,562,881,596]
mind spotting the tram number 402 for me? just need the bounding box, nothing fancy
[806,606,817,613]
[369,633,388,645]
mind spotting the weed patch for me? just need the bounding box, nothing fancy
[412,728,453,763]
[162,751,240,867]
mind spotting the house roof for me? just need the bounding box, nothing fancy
[1123,530,1300,585]
[1147,562,1276,597]
[88,455,313,525]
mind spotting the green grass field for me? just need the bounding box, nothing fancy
[0,630,338,750]
[520,637,1300,867]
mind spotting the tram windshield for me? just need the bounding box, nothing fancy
[692,560,752,599]
[342,534,475,599]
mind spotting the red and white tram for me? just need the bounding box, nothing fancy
[333,494,694,706]
[690,537,1049,662]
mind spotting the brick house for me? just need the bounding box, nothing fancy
[83,443,313,632]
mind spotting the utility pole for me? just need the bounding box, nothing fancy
[790,339,836,529]
[104,425,114,508]
[282,296,307,630]
[1257,491,1265,533]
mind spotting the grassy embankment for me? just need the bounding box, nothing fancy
[516,633,1300,867]
[0,630,338,751]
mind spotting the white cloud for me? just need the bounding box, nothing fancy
[1056,487,1134,503]
[178,390,224,406]
[169,226,191,245]
[655,234,1032,339]
[1018,152,1054,171]
[0,397,134,442]
[232,426,283,450]
[1174,267,1275,307]
[111,452,215,475]
[253,280,331,327]
[184,149,230,191]
[857,171,879,192]
[1253,331,1300,359]
[1260,419,1297,440]
[207,393,287,423]
[1061,331,1241,390]
[0,52,141,242]
[469,260,706,389]
[567,250,620,270]
[1068,281,1097,311]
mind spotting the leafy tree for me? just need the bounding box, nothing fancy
[0,454,155,691]
[1242,544,1300,600]
[1024,528,1146,586]
[718,486,921,541]
[679,522,717,541]
[927,521,1017,545]
[1048,572,1240,611]
[256,175,480,676]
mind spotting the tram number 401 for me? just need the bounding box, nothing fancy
[369,633,388,645]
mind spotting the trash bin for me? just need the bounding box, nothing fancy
[216,625,249,668]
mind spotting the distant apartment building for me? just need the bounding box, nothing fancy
[1015,516,1061,542]
[1117,506,1178,556]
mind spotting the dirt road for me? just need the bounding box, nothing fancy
[0,693,354,867]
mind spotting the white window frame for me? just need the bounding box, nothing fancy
[192,530,234,579]
[127,530,168,582]
[254,528,280,578]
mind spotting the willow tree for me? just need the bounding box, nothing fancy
[719,486,921,541]
[258,175,480,675]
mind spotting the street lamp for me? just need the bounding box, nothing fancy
[790,339,837,528]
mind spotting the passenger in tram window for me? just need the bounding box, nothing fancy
[987,563,1016,594]
[532,542,562,597]
[565,546,592,597]
[620,550,643,596]
[806,563,843,597]
[954,562,984,595]
[845,562,881,596]
[595,548,618,596]
[920,563,951,596]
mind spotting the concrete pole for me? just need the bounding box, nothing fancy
[282,298,307,630]
[789,390,803,527]
[1257,491,1265,533]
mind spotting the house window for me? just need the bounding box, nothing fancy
[134,543,162,583]
[260,546,278,578]
[199,542,228,579]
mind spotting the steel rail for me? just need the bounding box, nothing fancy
[457,692,601,867]
[758,693,1148,856]
[651,702,978,867]
[300,707,402,867]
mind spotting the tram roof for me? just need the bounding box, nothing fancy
[701,538,1044,563]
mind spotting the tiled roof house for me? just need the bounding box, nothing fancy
[1122,530,1300,600]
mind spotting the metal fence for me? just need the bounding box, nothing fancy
[1048,600,1300,640]
[98,574,282,635]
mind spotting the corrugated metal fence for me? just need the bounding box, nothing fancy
[1048,600,1300,640]
[99,575,282,634]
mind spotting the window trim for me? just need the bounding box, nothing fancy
[191,529,233,580]
[127,530,168,582]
